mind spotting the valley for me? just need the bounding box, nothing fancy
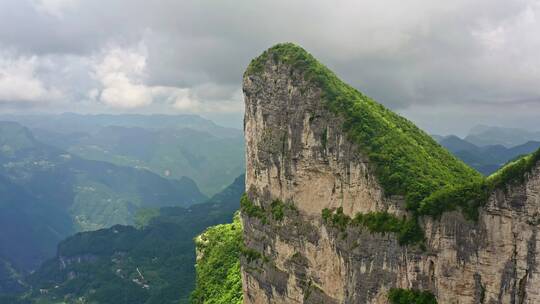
[0,115,244,303]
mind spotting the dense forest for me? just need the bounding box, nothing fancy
[24,175,244,304]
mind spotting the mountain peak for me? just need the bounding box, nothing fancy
[245,43,313,75]
[245,43,481,207]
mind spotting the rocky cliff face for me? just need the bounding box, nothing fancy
[240,44,540,304]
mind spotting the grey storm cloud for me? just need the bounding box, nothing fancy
[0,0,539,132]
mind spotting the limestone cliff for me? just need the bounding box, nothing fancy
[240,43,540,304]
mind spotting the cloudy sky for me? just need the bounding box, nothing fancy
[0,0,539,135]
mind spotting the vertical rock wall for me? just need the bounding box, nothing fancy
[241,52,540,304]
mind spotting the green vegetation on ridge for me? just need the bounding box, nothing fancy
[191,214,243,304]
[417,148,540,221]
[247,43,540,222]
[488,149,540,188]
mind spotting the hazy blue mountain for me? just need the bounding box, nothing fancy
[435,134,540,175]
[0,113,242,138]
[465,125,540,147]
[0,122,207,293]
[437,135,479,153]
[25,175,244,304]
[45,126,244,196]
[0,122,207,229]
[0,174,72,295]
[0,170,74,295]
[3,114,245,196]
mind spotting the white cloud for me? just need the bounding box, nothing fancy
[91,45,154,108]
[91,43,243,112]
[167,87,243,113]
[169,90,201,111]
[99,82,153,108]
[0,53,62,104]
[2,0,540,131]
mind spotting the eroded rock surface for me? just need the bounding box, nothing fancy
[241,46,540,304]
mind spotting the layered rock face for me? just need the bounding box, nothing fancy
[240,44,540,304]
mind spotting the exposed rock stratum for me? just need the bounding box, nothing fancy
[240,43,540,304]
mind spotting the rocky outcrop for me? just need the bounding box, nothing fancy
[240,44,540,303]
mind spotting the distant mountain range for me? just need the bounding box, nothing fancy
[434,132,540,175]
[0,113,242,139]
[0,113,245,195]
[464,125,540,147]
